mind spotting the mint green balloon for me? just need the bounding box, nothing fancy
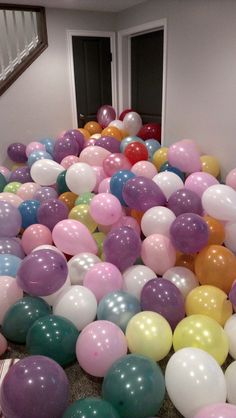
[75,192,95,205]
[4,181,21,194]
[102,354,165,418]
[62,397,120,418]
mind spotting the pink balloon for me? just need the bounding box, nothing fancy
[52,219,97,256]
[141,234,176,275]
[226,168,236,191]
[185,172,219,197]
[111,215,141,236]
[89,193,122,226]
[92,166,106,193]
[21,224,52,254]
[17,182,41,200]
[103,153,132,177]
[76,320,127,377]
[0,192,23,207]
[0,276,23,324]
[60,155,80,169]
[26,141,45,157]
[168,139,201,173]
[0,333,8,355]
[0,166,10,180]
[131,160,158,178]
[79,146,111,167]
[98,177,111,193]
[193,403,236,418]
[83,262,123,301]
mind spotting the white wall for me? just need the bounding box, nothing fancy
[117,0,236,176]
[0,8,116,163]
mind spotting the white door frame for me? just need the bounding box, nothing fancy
[117,19,167,142]
[67,30,118,128]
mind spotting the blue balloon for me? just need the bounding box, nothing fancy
[19,200,40,229]
[97,291,141,332]
[160,161,185,181]
[27,150,53,167]
[145,139,161,160]
[0,254,21,277]
[110,170,135,205]
[120,136,145,153]
[40,138,55,155]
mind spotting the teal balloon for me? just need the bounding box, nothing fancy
[102,354,165,418]
[97,291,140,332]
[62,397,120,418]
[0,172,7,192]
[26,314,79,367]
[2,296,51,343]
[56,170,70,194]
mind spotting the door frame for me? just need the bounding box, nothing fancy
[67,29,118,128]
[117,19,167,141]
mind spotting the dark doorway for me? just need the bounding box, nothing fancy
[72,36,112,126]
[131,30,164,124]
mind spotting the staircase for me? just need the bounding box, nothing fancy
[0,4,48,95]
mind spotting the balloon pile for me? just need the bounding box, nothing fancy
[1,105,236,417]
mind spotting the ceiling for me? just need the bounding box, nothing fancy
[2,0,148,12]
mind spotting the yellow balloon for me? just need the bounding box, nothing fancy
[92,232,106,258]
[152,147,168,171]
[200,155,220,178]
[69,204,97,233]
[125,311,172,361]
[173,314,229,365]
[185,285,232,326]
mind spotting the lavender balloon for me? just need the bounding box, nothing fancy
[103,226,141,272]
[97,105,116,128]
[122,176,166,212]
[141,278,185,329]
[17,249,68,296]
[37,199,69,230]
[0,201,22,237]
[63,129,85,150]
[33,186,58,203]
[7,143,27,163]
[0,355,69,418]
[53,136,79,163]
[9,166,32,183]
[0,237,25,258]
[96,136,121,153]
[167,188,203,216]
[170,213,209,254]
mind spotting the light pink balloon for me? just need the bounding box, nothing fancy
[0,166,10,180]
[185,172,219,197]
[0,276,23,324]
[0,192,23,207]
[98,177,111,193]
[168,139,201,173]
[111,215,141,236]
[79,145,111,167]
[17,182,41,200]
[76,320,128,377]
[141,234,176,275]
[21,224,52,254]
[92,166,106,193]
[131,160,157,178]
[83,262,123,302]
[0,333,8,355]
[60,155,80,169]
[52,219,97,256]
[103,153,132,177]
[226,168,236,191]
[26,141,45,157]
[89,193,122,226]
[193,403,236,418]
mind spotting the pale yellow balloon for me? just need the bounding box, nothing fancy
[173,314,229,365]
[125,311,172,361]
[185,285,232,326]
[200,155,220,178]
[152,147,168,171]
[69,204,97,233]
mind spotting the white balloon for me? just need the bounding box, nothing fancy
[109,119,124,131]
[165,347,227,418]
[41,275,71,306]
[202,184,236,222]
[30,159,64,186]
[224,314,236,359]
[53,285,97,331]
[225,361,236,404]
[123,265,157,300]
[123,112,142,136]
[65,162,96,195]
[163,266,199,298]
[152,172,184,199]
[141,206,176,237]
[68,252,101,285]
[224,222,236,253]
[90,133,101,140]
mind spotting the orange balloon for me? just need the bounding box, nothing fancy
[131,209,144,226]
[175,252,195,272]
[101,126,123,141]
[84,121,102,135]
[77,128,90,140]
[195,245,236,293]
[203,215,225,245]
[58,192,78,211]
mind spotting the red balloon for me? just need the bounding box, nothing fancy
[124,141,148,165]
[119,108,133,121]
[138,123,161,141]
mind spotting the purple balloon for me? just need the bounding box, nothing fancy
[53,136,79,163]
[96,136,121,153]
[167,188,203,216]
[33,186,58,203]
[193,403,236,418]
[122,176,166,212]
[229,283,236,306]
[170,213,209,254]
[0,355,69,418]
[7,143,27,163]
[141,278,185,329]
[0,201,22,237]
[0,237,25,258]
[103,226,141,272]
[9,166,32,183]
[63,129,85,150]
[37,199,69,230]
[97,105,116,128]
[17,249,68,296]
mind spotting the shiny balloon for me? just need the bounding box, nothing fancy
[170,213,209,254]
[167,188,203,216]
[19,199,40,229]
[7,142,27,163]
[0,201,22,237]
[62,398,120,418]
[122,176,166,212]
[110,170,136,205]
[163,266,199,299]
[0,237,25,259]
[138,123,161,141]
[33,186,58,202]
[0,254,21,277]
[37,198,69,231]
[9,165,33,183]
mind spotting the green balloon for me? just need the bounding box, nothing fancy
[56,170,70,194]
[92,232,106,257]
[26,314,79,367]
[2,296,51,343]
[75,192,95,205]
[4,181,21,194]
[0,172,7,192]
[102,354,165,418]
[62,397,120,418]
